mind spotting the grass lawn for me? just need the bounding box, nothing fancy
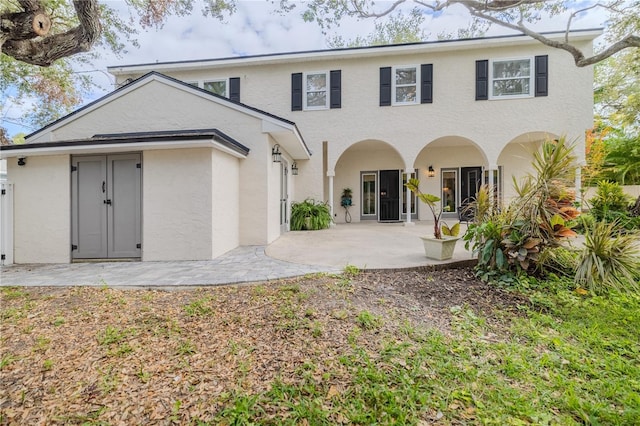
[1,269,639,425]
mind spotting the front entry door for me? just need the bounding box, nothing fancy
[460,167,482,204]
[71,154,141,259]
[379,170,400,221]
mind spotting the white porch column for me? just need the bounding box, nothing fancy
[575,166,582,211]
[404,168,414,226]
[485,167,495,187]
[327,170,335,220]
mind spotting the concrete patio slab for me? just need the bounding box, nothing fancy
[0,221,475,288]
[266,222,475,269]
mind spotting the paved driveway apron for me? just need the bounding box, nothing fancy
[0,246,339,288]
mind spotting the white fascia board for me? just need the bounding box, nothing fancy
[108,30,603,75]
[0,139,247,159]
[261,120,311,160]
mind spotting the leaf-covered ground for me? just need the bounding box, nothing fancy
[1,268,638,425]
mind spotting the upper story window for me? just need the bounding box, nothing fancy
[490,58,533,99]
[393,66,418,105]
[304,72,329,109]
[186,77,240,102]
[292,71,341,111]
[380,64,432,107]
[203,79,227,97]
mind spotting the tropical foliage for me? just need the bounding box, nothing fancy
[575,220,640,294]
[465,138,580,278]
[405,178,459,239]
[290,199,332,231]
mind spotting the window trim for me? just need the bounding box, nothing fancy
[202,78,228,97]
[392,64,420,106]
[488,57,534,100]
[303,71,330,110]
[360,171,378,220]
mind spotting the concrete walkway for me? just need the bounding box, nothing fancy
[0,222,475,288]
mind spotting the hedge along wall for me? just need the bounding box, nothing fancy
[583,185,640,203]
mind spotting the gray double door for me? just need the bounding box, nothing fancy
[71,154,141,259]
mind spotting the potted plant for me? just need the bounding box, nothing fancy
[290,198,332,230]
[405,178,460,260]
[340,188,353,207]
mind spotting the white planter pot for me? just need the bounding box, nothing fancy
[420,236,459,260]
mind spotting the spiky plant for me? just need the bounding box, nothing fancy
[575,220,640,294]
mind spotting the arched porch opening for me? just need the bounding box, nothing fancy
[332,139,408,223]
[413,136,488,222]
[498,132,559,204]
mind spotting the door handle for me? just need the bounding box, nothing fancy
[104,199,112,205]
[102,181,106,193]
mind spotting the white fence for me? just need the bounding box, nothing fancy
[0,181,13,265]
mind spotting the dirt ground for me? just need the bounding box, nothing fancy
[1,267,528,424]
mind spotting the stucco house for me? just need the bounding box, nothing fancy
[0,29,598,264]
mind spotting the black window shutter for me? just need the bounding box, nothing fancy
[229,77,240,102]
[330,70,341,109]
[379,67,392,106]
[420,64,433,104]
[535,55,548,97]
[476,60,489,100]
[291,72,303,111]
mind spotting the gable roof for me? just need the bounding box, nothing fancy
[108,29,602,74]
[22,72,311,159]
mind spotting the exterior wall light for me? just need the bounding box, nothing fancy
[18,157,27,166]
[272,144,282,163]
[428,165,435,178]
[291,162,299,175]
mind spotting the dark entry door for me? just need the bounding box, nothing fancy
[379,170,400,221]
[460,167,482,204]
[71,154,142,259]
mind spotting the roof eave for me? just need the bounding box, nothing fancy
[108,29,603,75]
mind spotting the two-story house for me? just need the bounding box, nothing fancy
[0,29,597,264]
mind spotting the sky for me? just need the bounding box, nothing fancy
[1,0,610,138]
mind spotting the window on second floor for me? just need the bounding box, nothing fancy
[304,72,329,109]
[380,64,432,107]
[393,66,418,105]
[490,58,533,99]
[292,70,341,111]
[203,79,227,97]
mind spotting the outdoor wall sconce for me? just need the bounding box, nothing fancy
[17,157,26,166]
[428,165,435,178]
[272,144,282,163]
[291,162,299,175]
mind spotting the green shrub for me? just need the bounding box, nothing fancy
[589,180,632,221]
[290,198,332,231]
[575,220,640,294]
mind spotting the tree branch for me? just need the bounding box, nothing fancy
[2,0,101,67]
[462,2,640,67]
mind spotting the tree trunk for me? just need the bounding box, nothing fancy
[1,0,101,67]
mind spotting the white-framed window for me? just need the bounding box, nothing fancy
[361,172,377,217]
[441,169,457,213]
[203,79,227,97]
[490,57,533,99]
[304,71,329,110]
[393,65,419,105]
